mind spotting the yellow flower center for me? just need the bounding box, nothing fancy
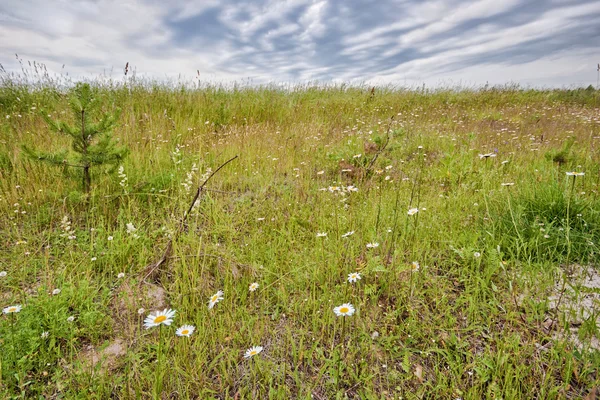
[250,350,257,355]
[181,329,189,335]
[211,295,218,302]
[340,307,349,314]
[8,307,16,312]
[154,315,167,323]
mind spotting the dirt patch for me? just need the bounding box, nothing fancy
[79,338,127,373]
[547,265,600,351]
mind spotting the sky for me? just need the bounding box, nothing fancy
[0,0,599,88]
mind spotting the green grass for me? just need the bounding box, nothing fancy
[0,77,599,399]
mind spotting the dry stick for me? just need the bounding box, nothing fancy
[142,155,239,283]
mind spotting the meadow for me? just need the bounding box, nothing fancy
[0,73,599,398]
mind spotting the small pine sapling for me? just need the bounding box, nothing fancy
[23,83,128,193]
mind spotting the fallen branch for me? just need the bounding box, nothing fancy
[366,116,394,172]
[142,155,239,283]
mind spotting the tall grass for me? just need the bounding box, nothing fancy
[0,71,599,398]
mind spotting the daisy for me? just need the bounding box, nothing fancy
[117,272,125,279]
[341,230,355,238]
[175,325,195,337]
[347,272,361,283]
[407,208,419,216]
[67,316,75,322]
[41,331,49,339]
[316,232,327,237]
[333,303,355,317]
[478,153,496,159]
[249,282,259,292]
[473,252,481,258]
[244,346,263,359]
[501,183,514,186]
[52,288,61,295]
[208,290,224,309]
[366,242,379,249]
[0,271,7,277]
[566,172,584,176]
[411,261,420,272]
[143,308,176,329]
[3,305,22,314]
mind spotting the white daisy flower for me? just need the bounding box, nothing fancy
[117,272,125,279]
[316,232,327,237]
[347,272,361,283]
[41,331,49,339]
[208,290,224,309]
[249,282,259,292]
[501,183,515,186]
[411,261,420,272]
[3,305,22,314]
[143,308,176,329]
[478,153,496,159]
[244,345,263,359]
[407,208,419,216]
[566,172,584,176]
[67,316,75,322]
[473,252,481,258]
[341,230,355,238]
[333,303,355,317]
[52,289,61,295]
[175,325,195,337]
[0,271,7,277]
[366,242,379,249]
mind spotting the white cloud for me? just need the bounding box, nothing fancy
[0,0,598,87]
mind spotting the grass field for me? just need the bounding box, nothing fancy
[1,76,599,399]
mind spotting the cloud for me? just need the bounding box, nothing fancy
[0,0,598,87]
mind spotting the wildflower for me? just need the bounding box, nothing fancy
[41,331,49,339]
[316,232,327,237]
[366,242,379,248]
[175,325,195,337]
[208,290,224,309]
[473,252,481,258]
[408,208,419,216]
[347,272,361,283]
[52,288,61,295]
[249,282,259,292]
[333,303,355,317]
[316,170,325,175]
[137,308,146,315]
[3,305,22,314]
[118,165,128,189]
[478,153,496,159]
[127,223,139,239]
[67,316,75,322]
[107,236,113,241]
[244,346,263,358]
[501,182,514,186]
[341,230,355,238]
[91,257,97,261]
[117,272,125,279]
[0,271,6,277]
[411,261,420,272]
[143,309,176,329]
[566,172,584,176]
